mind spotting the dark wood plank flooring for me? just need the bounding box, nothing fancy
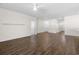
[0,31,79,55]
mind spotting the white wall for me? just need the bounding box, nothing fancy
[37,19,60,33]
[37,19,47,33]
[0,8,35,42]
[64,15,79,36]
[1,7,79,42]
[48,19,59,33]
[38,14,79,36]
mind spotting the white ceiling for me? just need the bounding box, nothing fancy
[0,3,79,19]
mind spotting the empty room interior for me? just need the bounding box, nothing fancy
[0,3,79,55]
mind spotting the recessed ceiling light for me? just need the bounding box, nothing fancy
[33,3,39,11]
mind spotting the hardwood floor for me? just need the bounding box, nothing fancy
[0,31,79,55]
[65,35,79,54]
